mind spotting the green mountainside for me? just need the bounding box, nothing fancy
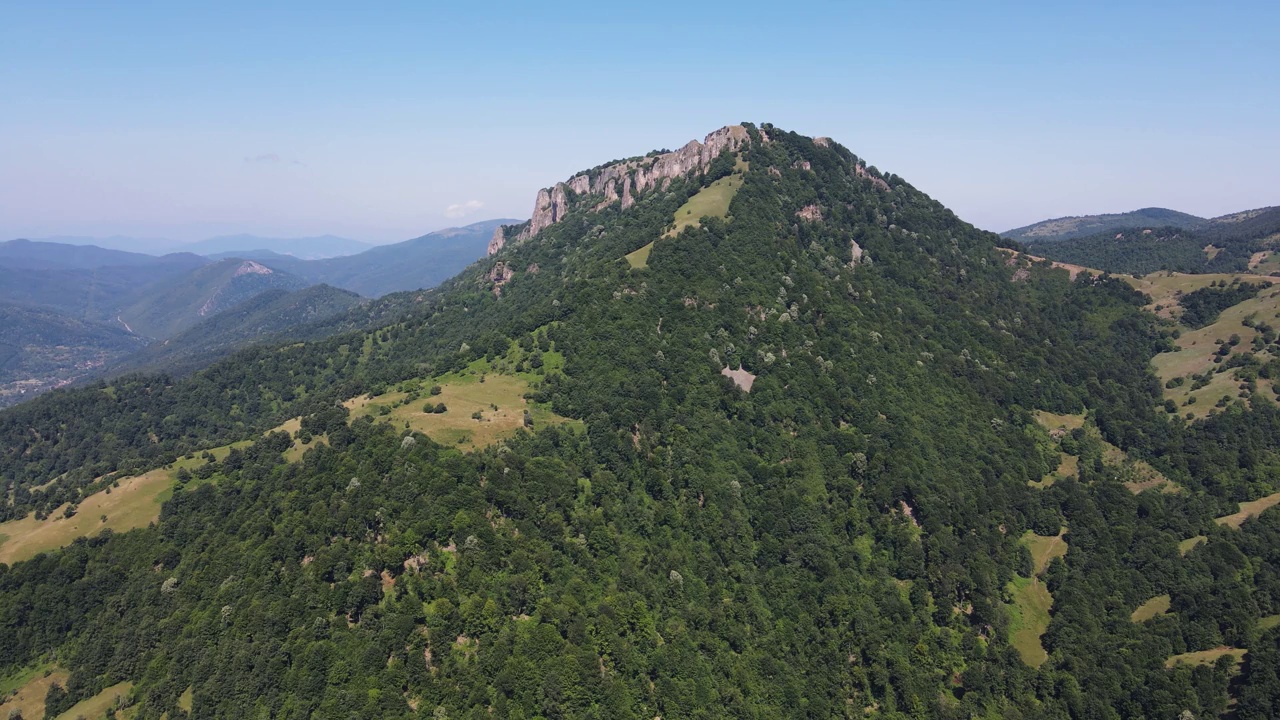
[103,284,365,377]
[0,303,146,407]
[2,124,1280,717]
[116,258,310,339]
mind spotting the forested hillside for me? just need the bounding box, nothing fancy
[2,125,1280,718]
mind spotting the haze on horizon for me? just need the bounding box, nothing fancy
[2,2,1276,249]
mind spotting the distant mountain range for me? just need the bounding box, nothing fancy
[18,233,371,259]
[176,234,371,259]
[0,218,517,405]
[240,219,516,298]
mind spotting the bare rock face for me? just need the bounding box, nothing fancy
[796,204,822,222]
[487,227,506,256]
[489,125,751,255]
[487,261,515,296]
[855,163,891,192]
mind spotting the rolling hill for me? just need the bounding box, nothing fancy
[1002,207,1208,243]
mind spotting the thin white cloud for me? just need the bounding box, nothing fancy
[245,153,303,166]
[444,200,484,218]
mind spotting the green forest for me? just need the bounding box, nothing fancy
[3,125,1280,718]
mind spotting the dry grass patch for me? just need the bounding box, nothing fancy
[0,665,69,720]
[1131,594,1171,622]
[1215,491,1280,529]
[346,365,577,452]
[1033,411,1086,432]
[52,680,131,720]
[1165,647,1246,669]
[1031,453,1078,489]
[0,442,247,565]
[1179,535,1207,555]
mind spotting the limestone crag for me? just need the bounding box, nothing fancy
[487,227,507,255]
[489,125,751,255]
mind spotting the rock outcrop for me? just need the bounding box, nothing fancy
[489,125,751,255]
[487,227,507,256]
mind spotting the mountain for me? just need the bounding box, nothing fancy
[0,238,204,271]
[174,233,370,259]
[105,284,365,377]
[19,235,178,255]
[261,219,516,297]
[0,302,145,407]
[1002,207,1207,243]
[2,125,1280,717]
[1020,205,1280,275]
[117,258,309,339]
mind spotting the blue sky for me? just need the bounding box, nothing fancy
[1,1,1277,244]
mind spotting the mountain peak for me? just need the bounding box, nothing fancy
[488,125,753,256]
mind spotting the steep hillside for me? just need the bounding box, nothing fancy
[0,303,145,407]
[106,284,364,376]
[1003,207,1207,243]
[2,125,1280,717]
[117,258,309,339]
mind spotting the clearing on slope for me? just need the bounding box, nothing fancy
[0,442,247,564]
[663,157,746,238]
[1139,274,1280,417]
[1131,594,1171,622]
[1165,647,1246,669]
[0,665,69,720]
[51,681,132,720]
[1214,491,1280,529]
[1006,529,1068,667]
[344,350,578,452]
[1031,411,1174,493]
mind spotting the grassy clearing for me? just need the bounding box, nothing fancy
[345,352,579,452]
[625,241,654,270]
[1026,529,1068,575]
[52,680,131,720]
[664,160,746,238]
[0,442,247,565]
[1007,575,1053,667]
[1165,647,1246,668]
[1030,453,1078,489]
[0,665,70,720]
[1132,273,1280,417]
[178,685,193,712]
[1179,535,1207,555]
[1131,594,1171,622]
[1259,614,1280,631]
[1033,411,1086,432]
[1215,491,1280,529]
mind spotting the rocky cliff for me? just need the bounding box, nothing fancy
[488,125,751,256]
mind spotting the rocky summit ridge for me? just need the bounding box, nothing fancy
[487,125,752,255]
